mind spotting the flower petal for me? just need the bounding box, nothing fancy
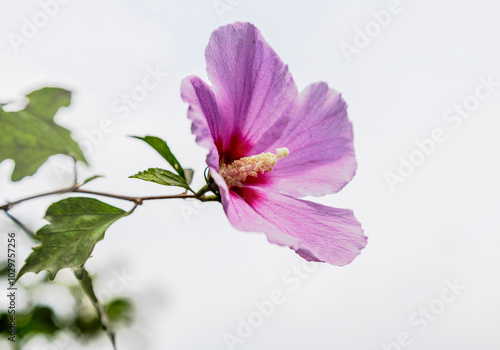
[226,186,367,266]
[209,167,296,246]
[180,76,222,169]
[205,22,298,162]
[244,82,357,197]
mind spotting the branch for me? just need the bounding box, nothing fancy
[0,183,215,212]
[73,188,198,205]
[0,185,78,211]
[3,211,38,240]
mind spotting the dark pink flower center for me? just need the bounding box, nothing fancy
[219,148,289,187]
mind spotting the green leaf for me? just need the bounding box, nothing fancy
[0,306,61,339]
[132,136,186,179]
[82,175,104,185]
[0,87,87,181]
[129,167,193,192]
[104,298,134,324]
[17,197,128,281]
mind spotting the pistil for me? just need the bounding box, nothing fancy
[219,148,289,187]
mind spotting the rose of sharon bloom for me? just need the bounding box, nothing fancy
[181,22,367,266]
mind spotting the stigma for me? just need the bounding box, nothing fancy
[219,148,289,187]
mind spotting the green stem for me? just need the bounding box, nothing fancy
[74,268,117,350]
[201,194,220,202]
[195,183,211,198]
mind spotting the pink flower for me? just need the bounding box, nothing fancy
[181,22,367,266]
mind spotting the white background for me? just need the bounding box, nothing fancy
[1,0,499,349]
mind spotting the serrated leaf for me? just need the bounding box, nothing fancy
[132,136,186,179]
[0,87,87,181]
[25,88,71,122]
[17,197,128,281]
[129,167,193,192]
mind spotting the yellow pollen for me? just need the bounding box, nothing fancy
[219,147,289,187]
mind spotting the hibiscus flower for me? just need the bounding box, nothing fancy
[181,22,367,266]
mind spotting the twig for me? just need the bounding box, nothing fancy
[3,211,38,240]
[0,185,77,211]
[73,188,198,205]
[0,184,215,212]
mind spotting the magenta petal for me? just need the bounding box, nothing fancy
[209,168,299,247]
[246,82,357,197]
[222,190,301,248]
[227,187,367,266]
[181,76,222,169]
[205,22,298,160]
